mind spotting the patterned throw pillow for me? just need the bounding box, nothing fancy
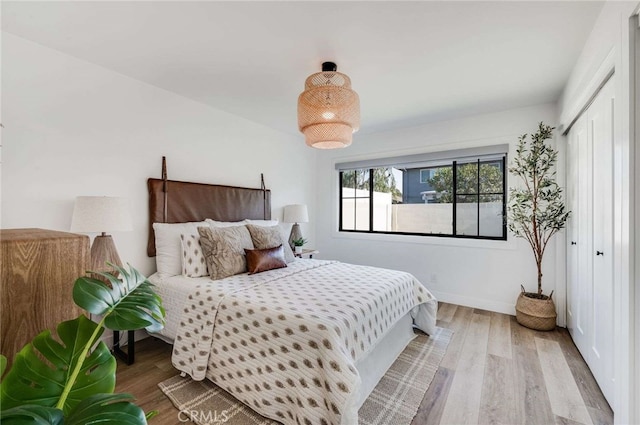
[197,225,254,280]
[244,245,287,275]
[245,224,295,263]
[180,233,208,277]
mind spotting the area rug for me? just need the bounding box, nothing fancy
[158,327,452,425]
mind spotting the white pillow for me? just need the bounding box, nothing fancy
[244,219,295,263]
[243,218,279,227]
[153,221,208,276]
[205,219,246,228]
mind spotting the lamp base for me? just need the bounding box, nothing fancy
[288,223,302,250]
[90,234,123,278]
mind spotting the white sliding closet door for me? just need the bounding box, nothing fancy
[566,113,589,353]
[589,77,615,402]
[566,76,615,405]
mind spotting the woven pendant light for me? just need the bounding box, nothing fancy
[297,62,360,149]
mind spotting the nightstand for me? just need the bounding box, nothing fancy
[294,248,318,259]
[113,330,135,365]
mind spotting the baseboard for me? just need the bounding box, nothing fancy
[431,290,516,316]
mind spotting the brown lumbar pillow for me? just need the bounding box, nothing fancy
[245,224,295,263]
[244,245,287,275]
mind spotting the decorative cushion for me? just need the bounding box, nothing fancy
[245,223,295,263]
[197,225,254,280]
[153,221,209,277]
[180,233,208,277]
[244,245,287,275]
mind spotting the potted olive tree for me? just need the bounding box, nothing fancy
[508,122,570,331]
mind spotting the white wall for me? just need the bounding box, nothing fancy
[315,103,559,317]
[558,2,639,424]
[1,33,316,278]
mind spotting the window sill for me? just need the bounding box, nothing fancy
[332,230,517,251]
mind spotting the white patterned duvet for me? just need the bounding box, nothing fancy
[149,259,437,425]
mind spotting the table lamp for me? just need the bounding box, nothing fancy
[70,196,133,276]
[283,204,309,250]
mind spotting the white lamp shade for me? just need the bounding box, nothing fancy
[70,196,133,233]
[283,204,309,224]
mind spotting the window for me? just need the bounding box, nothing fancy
[337,146,507,240]
[340,169,371,231]
[419,169,434,183]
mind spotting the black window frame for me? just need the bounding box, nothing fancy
[338,156,507,241]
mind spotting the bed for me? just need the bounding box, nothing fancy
[147,163,437,425]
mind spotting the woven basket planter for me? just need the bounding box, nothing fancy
[515,286,557,331]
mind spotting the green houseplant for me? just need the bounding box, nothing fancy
[0,264,165,424]
[508,122,570,330]
[292,237,307,254]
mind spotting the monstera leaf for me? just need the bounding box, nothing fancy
[0,355,6,378]
[65,393,147,424]
[0,405,64,425]
[73,264,164,333]
[1,394,147,425]
[1,316,114,414]
[0,264,165,424]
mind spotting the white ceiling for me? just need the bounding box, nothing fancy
[2,1,604,136]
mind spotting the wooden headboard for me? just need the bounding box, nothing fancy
[147,165,271,256]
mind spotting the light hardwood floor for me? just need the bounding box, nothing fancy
[115,302,613,424]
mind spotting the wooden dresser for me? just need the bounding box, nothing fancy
[1,228,90,365]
